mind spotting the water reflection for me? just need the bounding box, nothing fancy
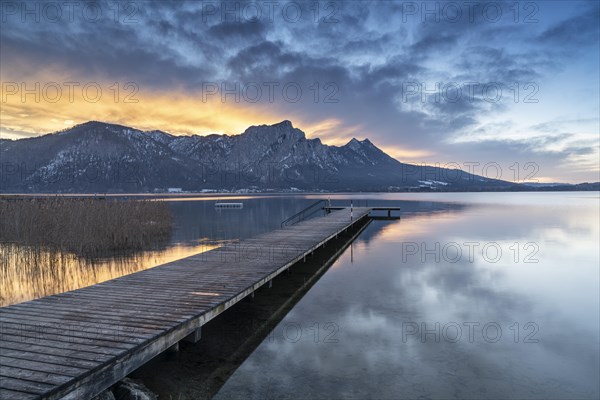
[214,193,599,399]
[0,241,221,306]
[131,218,372,399]
[1,193,597,399]
[1,196,452,306]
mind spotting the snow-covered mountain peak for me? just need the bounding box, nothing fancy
[0,120,516,192]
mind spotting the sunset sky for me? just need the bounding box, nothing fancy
[1,0,598,183]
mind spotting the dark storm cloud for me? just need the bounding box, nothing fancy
[455,46,541,83]
[0,1,585,93]
[409,33,460,54]
[207,19,269,40]
[446,135,598,176]
[425,97,481,119]
[365,58,424,85]
[538,2,600,46]
[0,3,220,88]
[227,41,305,79]
[2,32,216,90]
[1,0,597,181]
[0,1,552,106]
[340,32,396,54]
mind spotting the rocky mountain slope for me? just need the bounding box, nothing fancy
[0,121,517,192]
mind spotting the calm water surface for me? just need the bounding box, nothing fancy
[212,192,599,399]
[1,192,598,399]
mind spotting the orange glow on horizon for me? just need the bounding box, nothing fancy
[2,76,590,184]
[0,78,405,157]
[384,146,436,163]
[0,85,284,138]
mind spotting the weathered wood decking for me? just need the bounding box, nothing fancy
[0,207,374,400]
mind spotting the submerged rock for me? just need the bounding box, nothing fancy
[113,378,158,400]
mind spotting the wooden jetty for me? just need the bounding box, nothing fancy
[0,206,396,400]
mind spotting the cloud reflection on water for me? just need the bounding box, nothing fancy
[215,194,599,399]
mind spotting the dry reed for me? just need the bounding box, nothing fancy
[0,197,173,257]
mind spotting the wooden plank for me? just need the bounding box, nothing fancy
[51,290,215,309]
[0,344,109,368]
[0,387,39,400]
[0,340,114,365]
[1,325,136,349]
[0,320,149,344]
[0,356,88,377]
[5,303,187,328]
[0,365,73,386]
[25,295,199,320]
[0,376,54,395]
[5,308,181,331]
[0,315,159,340]
[75,285,233,303]
[0,335,124,356]
[47,292,215,314]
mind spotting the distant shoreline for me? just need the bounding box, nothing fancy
[1,187,599,199]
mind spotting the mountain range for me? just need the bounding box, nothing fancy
[0,121,594,193]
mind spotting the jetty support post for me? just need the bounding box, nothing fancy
[184,327,202,343]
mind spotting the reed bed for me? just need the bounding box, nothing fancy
[0,197,173,257]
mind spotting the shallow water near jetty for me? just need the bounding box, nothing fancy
[1,192,599,399]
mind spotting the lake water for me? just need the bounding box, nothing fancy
[1,192,599,399]
[211,193,600,400]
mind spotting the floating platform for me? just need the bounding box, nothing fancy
[214,202,243,209]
